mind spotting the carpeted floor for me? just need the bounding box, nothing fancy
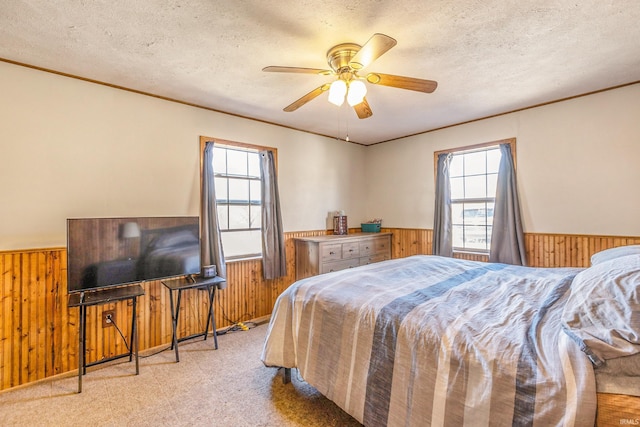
[0,323,362,426]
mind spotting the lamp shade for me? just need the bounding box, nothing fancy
[328,80,347,106]
[347,80,367,106]
[120,221,141,239]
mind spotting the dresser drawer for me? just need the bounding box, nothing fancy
[342,242,360,259]
[360,253,389,266]
[321,243,343,262]
[360,236,389,256]
[372,237,390,254]
[320,258,360,274]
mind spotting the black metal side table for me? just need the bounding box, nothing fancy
[68,284,145,393]
[161,275,226,362]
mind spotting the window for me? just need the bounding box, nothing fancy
[449,146,500,252]
[207,140,269,259]
[440,140,517,253]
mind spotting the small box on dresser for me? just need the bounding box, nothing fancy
[294,232,392,280]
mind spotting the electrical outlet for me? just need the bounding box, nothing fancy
[102,310,115,328]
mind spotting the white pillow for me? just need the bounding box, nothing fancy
[562,254,640,365]
[591,245,640,266]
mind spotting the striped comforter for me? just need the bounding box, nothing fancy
[261,255,598,426]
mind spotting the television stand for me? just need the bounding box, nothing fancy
[161,275,226,362]
[68,284,145,393]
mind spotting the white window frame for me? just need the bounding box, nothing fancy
[434,138,516,254]
[200,137,278,261]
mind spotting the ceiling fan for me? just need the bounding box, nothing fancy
[263,33,437,119]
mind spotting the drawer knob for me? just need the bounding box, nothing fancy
[329,251,335,255]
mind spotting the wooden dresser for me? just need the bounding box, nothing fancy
[294,232,392,280]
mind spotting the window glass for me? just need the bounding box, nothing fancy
[450,176,464,199]
[487,149,501,171]
[221,230,262,259]
[464,151,486,175]
[214,177,228,201]
[487,173,498,197]
[213,147,227,173]
[210,141,274,260]
[250,180,261,204]
[250,205,261,228]
[248,154,261,178]
[228,178,249,202]
[464,175,487,198]
[466,225,488,250]
[463,202,488,225]
[452,225,464,248]
[448,145,502,252]
[449,155,464,177]
[227,149,248,176]
[216,205,229,230]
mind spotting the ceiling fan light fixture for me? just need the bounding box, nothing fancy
[328,79,347,106]
[264,33,436,117]
[347,80,367,106]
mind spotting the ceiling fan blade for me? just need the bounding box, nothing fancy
[263,66,332,75]
[283,84,330,112]
[349,33,397,70]
[353,97,373,119]
[366,72,438,93]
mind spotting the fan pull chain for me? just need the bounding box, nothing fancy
[345,104,350,142]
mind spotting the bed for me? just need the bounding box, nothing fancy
[261,249,640,426]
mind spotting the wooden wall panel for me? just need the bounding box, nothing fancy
[386,228,433,259]
[2,228,639,391]
[0,249,68,389]
[453,251,490,262]
[524,233,640,267]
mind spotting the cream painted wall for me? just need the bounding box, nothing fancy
[3,60,638,250]
[364,83,640,236]
[0,61,367,250]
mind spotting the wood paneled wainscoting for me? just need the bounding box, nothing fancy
[386,228,640,267]
[2,228,640,391]
[0,230,325,391]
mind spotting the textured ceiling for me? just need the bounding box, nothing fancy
[2,1,639,145]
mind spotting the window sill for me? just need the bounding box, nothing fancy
[453,249,489,256]
[225,255,262,263]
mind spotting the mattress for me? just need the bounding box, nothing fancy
[262,255,599,426]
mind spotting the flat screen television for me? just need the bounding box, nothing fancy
[67,216,200,293]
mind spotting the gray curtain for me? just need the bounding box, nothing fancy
[433,153,453,257]
[489,143,527,265]
[260,150,287,279]
[201,141,227,283]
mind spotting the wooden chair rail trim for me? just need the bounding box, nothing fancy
[2,227,639,391]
